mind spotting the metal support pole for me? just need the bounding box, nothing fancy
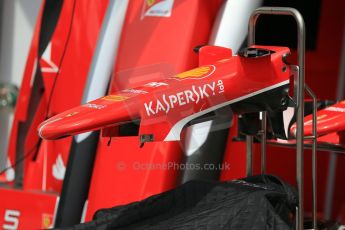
[246,135,254,176]
[306,86,318,229]
[260,111,267,174]
[248,7,306,230]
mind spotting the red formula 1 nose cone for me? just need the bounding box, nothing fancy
[291,100,345,138]
[39,45,291,142]
[38,97,135,140]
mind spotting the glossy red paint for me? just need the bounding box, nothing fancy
[83,0,222,220]
[25,0,108,191]
[38,46,290,141]
[292,101,345,138]
[0,0,110,228]
[38,45,290,220]
[0,188,58,230]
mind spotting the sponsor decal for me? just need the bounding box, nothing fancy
[142,0,174,19]
[52,154,66,181]
[41,214,53,229]
[144,81,168,87]
[41,42,59,73]
[325,106,345,113]
[147,0,155,6]
[174,65,216,80]
[3,210,20,229]
[144,80,225,116]
[66,111,78,117]
[83,103,106,109]
[102,95,129,101]
[122,88,148,94]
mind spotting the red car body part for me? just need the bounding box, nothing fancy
[291,100,345,138]
[39,46,290,141]
[22,0,109,192]
[0,1,110,229]
[288,100,345,148]
[0,189,58,229]
[2,0,109,188]
[39,45,290,222]
[69,0,223,222]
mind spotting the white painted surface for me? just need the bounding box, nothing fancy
[210,0,263,53]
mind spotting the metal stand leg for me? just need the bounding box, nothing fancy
[246,135,254,177]
[260,111,267,174]
[248,7,306,230]
[306,86,318,229]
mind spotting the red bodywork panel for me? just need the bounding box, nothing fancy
[39,46,290,221]
[38,46,290,141]
[24,0,108,191]
[292,100,345,137]
[84,0,222,220]
[0,1,109,229]
[86,136,183,220]
[0,189,58,229]
[288,100,345,148]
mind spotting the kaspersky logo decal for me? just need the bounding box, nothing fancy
[141,0,174,19]
[174,65,216,80]
[144,80,225,116]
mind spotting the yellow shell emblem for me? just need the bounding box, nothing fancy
[175,66,214,80]
[147,0,155,7]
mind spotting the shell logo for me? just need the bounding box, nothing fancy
[102,95,129,101]
[174,65,216,80]
[147,0,155,6]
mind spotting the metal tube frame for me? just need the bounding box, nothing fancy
[247,7,313,230]
[246,135,254,176]
[260,111,267,174]
[306,86,318,229]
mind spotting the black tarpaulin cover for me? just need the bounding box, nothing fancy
[57,175,297,230]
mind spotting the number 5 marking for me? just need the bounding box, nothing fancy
[3,210,20,230]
